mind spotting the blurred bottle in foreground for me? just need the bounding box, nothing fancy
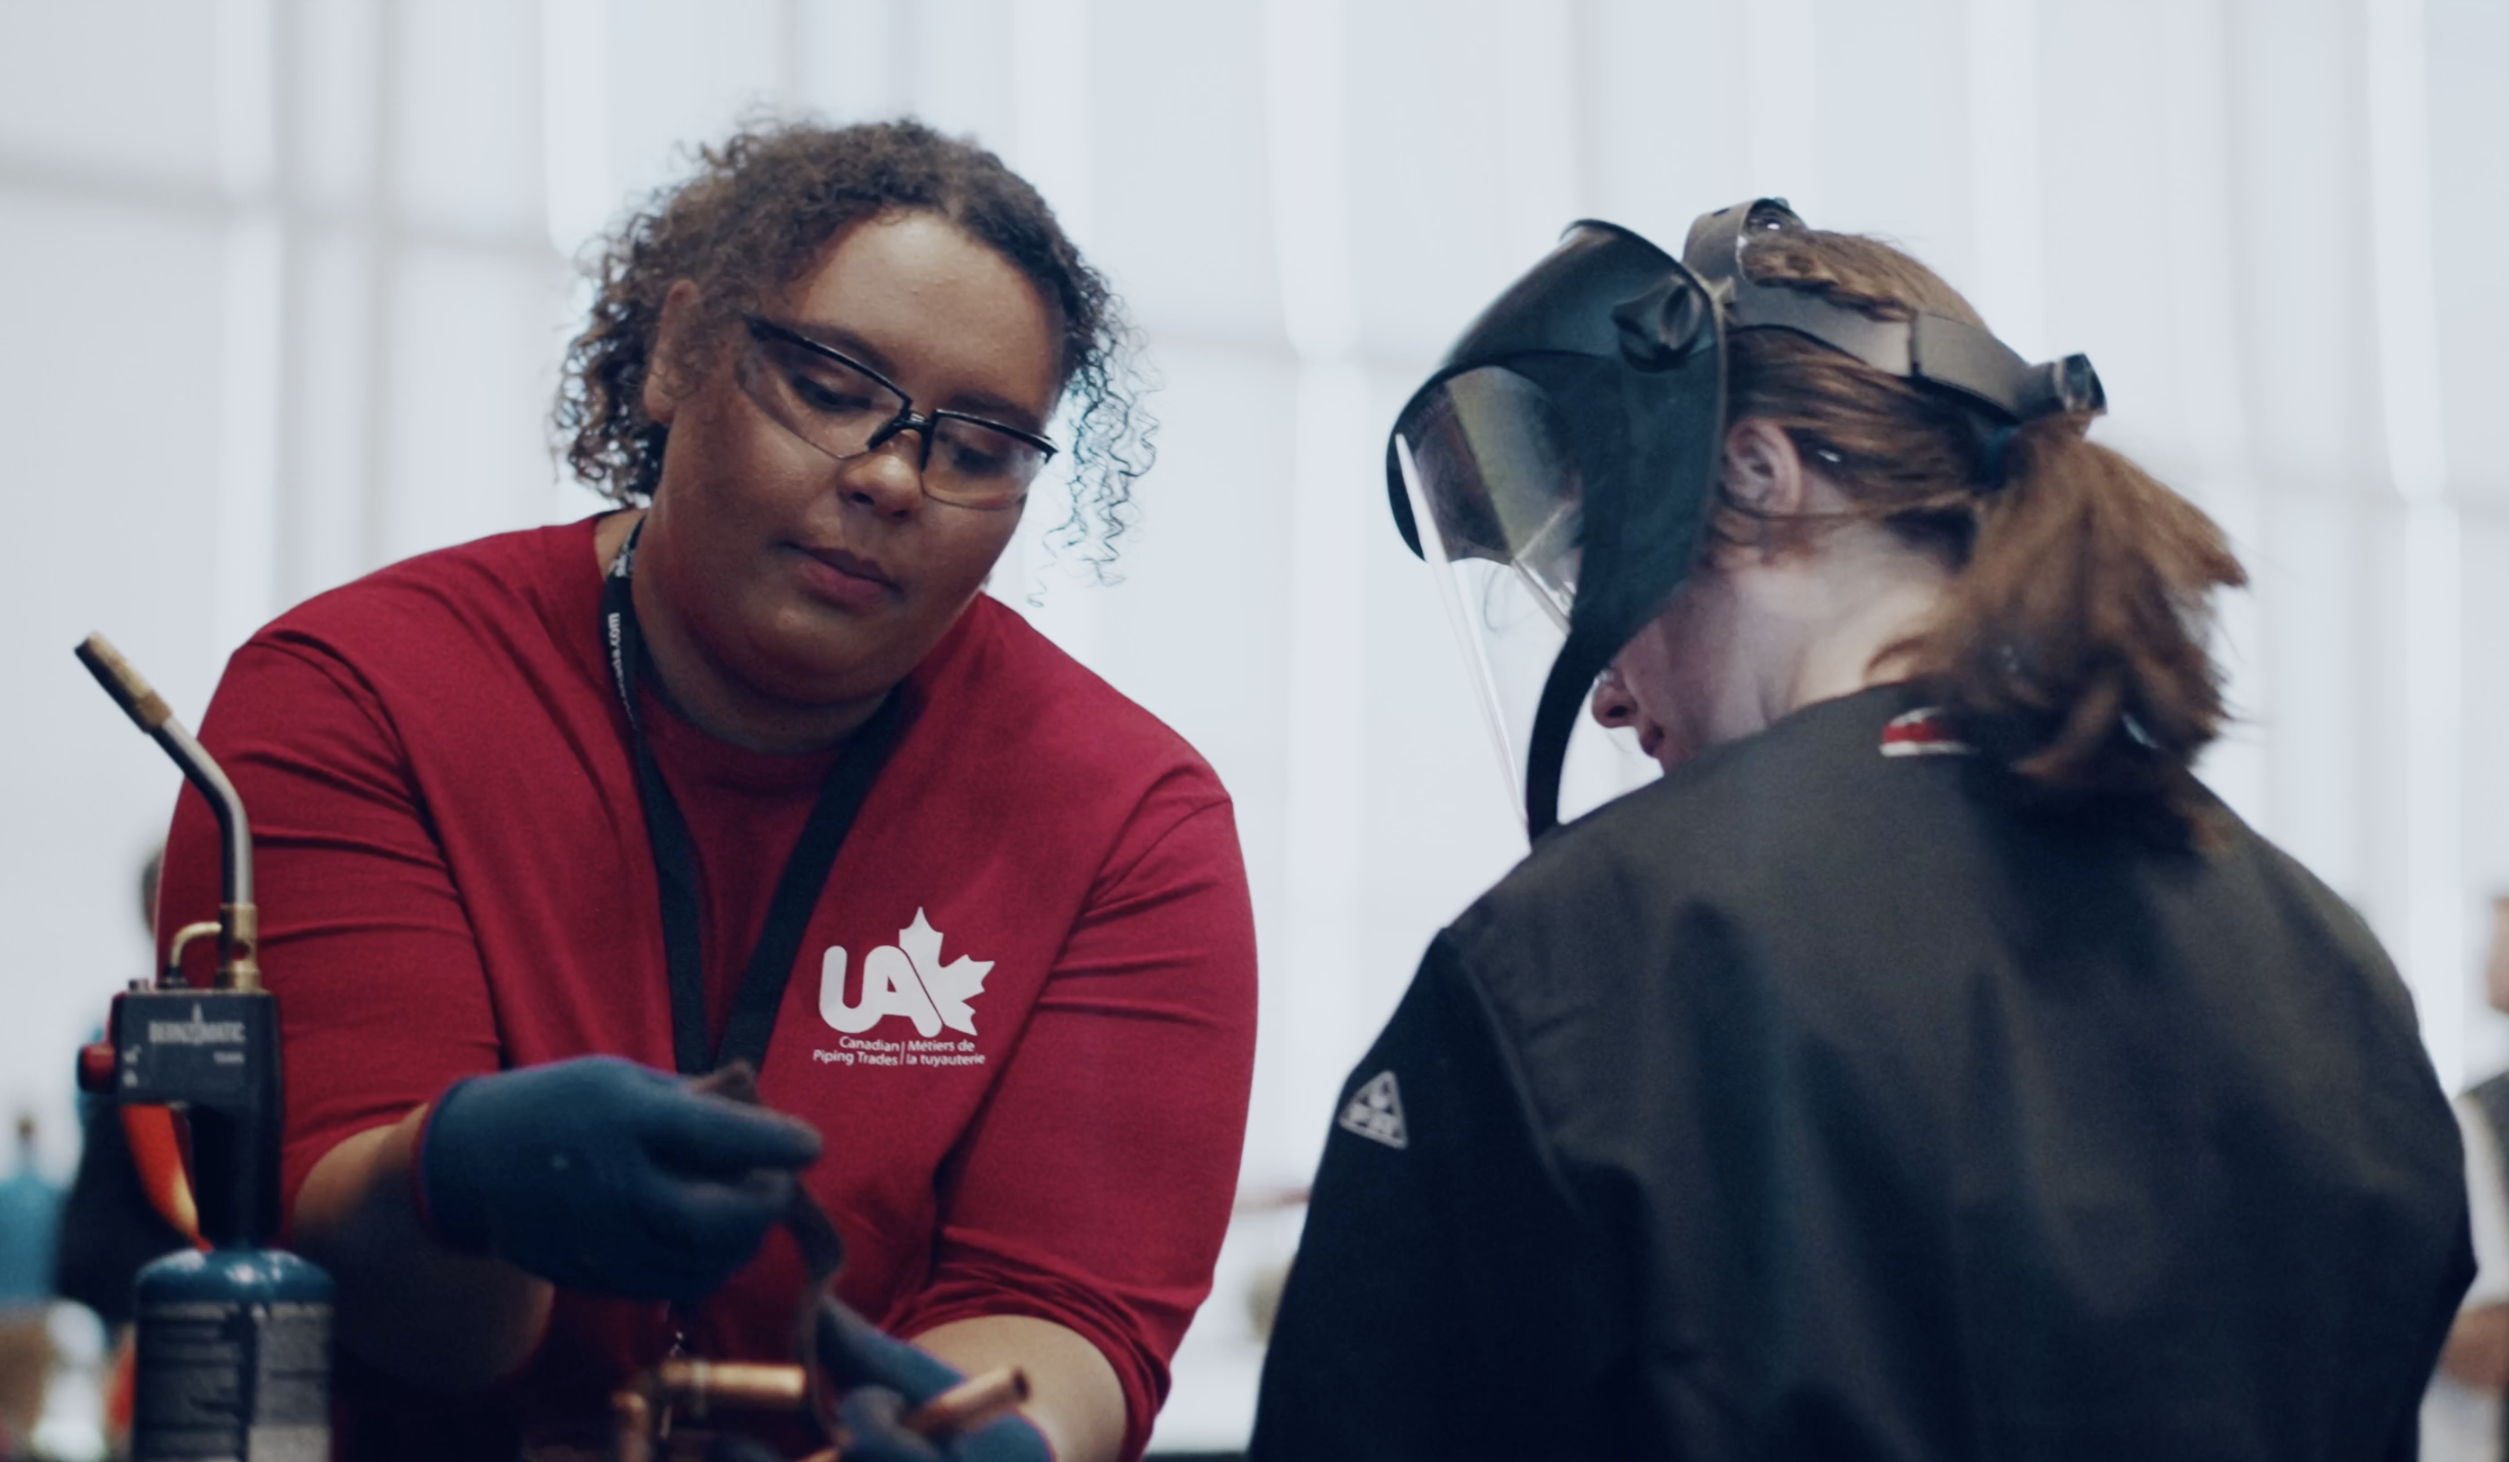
[0,1115,65,1452]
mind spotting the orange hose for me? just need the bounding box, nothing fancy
[120,1105,204,1248]
[106,1329,135,1443]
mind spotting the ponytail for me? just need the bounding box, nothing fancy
[1720,226,2247,838]
[1916,414,2246,830]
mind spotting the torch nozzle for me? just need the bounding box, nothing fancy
[76,633,257,989]
[75,634,174,733]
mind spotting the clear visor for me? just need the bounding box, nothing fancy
[1394,366,1659,826]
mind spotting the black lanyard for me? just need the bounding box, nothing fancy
[602,522,908,1076]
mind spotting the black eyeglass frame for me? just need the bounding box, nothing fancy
[739,315,1059,507]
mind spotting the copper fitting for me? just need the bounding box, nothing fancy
[220,902,260,991]
[612,1359,811,1461]
[901,1367,1030,1440]
[163,921,220,990]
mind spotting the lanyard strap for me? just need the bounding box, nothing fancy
[602,522,908,1076]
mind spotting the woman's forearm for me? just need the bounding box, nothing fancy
[289,1102,1128,1454]
[287,1103,554,1391]
[2443,1304,2509,1391]
[914,1314,1127,1462]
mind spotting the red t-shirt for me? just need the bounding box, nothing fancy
[156,516,1258,1457]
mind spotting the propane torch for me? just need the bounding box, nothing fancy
[72,633,333,1461]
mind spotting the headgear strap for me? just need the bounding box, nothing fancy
[1679,198,2104,493]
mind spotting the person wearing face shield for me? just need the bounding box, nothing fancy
[1248,201,2469,1461]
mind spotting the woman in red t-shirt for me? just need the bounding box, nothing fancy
[159,120,1255,1462]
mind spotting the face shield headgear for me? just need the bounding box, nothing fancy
[1388,199,2105,837]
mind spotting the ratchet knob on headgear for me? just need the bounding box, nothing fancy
[2053,353,2105,415]
[1612,277,1711,372]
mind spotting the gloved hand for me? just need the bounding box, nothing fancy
[814,1302,1052,1462]
[416,1055,821,1302]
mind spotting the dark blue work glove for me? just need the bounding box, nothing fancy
[416,1055,820,1302]
[814,1302,1052,1462]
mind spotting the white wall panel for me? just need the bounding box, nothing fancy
[1491,0,1582,269]
[2039,1,2193,474]
[0,191,228,1175]
[1090,0,1280,348]
[1744,0,1818,218]
[902,0,1019,153]
[393,0,544,242]
[2353,500,2416,961]
[1342,0,1520,365]
[378,247,569,561]
[1582,0,1749,250]
[2228,0,2383,497]
[601,0,785,211]
[0,0,224,193]
[1811,0,1970,286]
[2152,0,2259,492]
[279,225,377,602]
[2254,496,2364,901]
[287,0,383,216]
[2427,0,2509,503]
[791,0,911,123]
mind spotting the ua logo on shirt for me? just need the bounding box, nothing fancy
[820,909,994,1038]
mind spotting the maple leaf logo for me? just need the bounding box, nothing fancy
[819,910,995,1039]
[897,909,992,1036]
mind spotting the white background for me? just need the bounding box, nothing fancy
[3,1,2506,1450]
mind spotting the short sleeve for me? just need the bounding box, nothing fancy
[157,636,503,1217]
[889,785,1257,1461]
[1249,934,1616,1462]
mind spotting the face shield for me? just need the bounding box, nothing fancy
[1390,202,2105,838]
[1389,224,1728,837]
[1391,367,1599,827]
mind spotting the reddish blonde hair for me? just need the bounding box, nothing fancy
[1720,212,2246,834]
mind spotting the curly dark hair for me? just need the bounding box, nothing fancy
[555,118,1151,573]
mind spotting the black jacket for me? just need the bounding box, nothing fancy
[1253,686,2469,1461]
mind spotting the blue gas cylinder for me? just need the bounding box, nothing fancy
[0,1121,62,1307]
[132,1245,333,1462]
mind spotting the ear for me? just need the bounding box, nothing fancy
[1720,418,1812,520]
[639,280,706,427]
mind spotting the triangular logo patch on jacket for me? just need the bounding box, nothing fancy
[1338,1070,1408,1149]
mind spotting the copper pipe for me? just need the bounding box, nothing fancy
[901,1367,1030,1440]
[609,1356,1022,1458]
[610,1390,654,1462]
[652,1359,810,1416]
